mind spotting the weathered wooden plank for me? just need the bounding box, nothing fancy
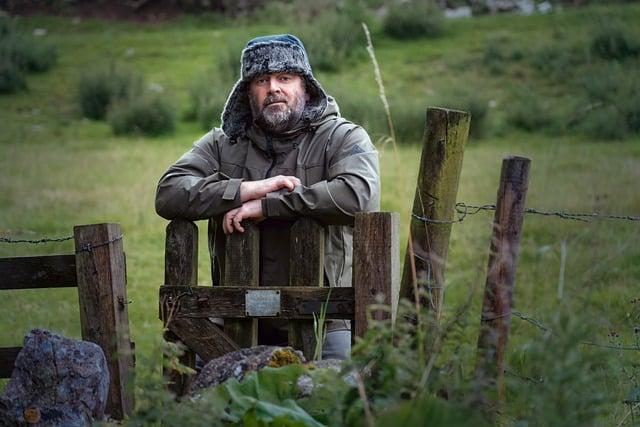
[353,212,400,338]
[475,156,531,411]
[0,346,21,378]
[168,317,240,363]
[164,220,198,287]
[0,255,76,290]
[224,222,259,348]
[160,286,354,319]
[161,220,198,397]
[288,217,324,360]
[400,107,470,322]
[74,223,134,420]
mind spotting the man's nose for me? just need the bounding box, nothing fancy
[266,77,282,93]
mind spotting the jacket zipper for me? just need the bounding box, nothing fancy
[264,135,277,178]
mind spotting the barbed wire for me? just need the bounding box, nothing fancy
[482,310,640,352]
[0,234,123,253]
[75,234,123,253]
[0,235,74,244]
[411,202,640,224]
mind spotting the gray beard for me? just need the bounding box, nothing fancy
[252,94,306,134]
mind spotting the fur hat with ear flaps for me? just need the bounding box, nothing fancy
[221,34,329,140]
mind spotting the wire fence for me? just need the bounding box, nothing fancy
[491,310,640,352]
[411,202,640,224]
[3,201,637,247]
[0,234,123,253]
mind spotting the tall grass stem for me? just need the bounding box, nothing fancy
[362,22,399,165]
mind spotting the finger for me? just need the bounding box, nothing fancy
[224,213,234,235]
[233,214,245,233]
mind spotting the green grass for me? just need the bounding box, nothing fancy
[1,5,640,424]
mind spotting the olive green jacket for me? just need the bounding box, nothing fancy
[155,98,380,292]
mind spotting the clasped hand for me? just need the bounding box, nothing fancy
[222,175,301,234]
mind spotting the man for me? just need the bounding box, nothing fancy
[155,34,380,359]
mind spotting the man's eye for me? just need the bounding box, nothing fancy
[279,75,291,82]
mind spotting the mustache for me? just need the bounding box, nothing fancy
[264,95,287,107]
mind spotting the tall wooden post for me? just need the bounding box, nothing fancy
[161,220,198,396]
[74,223,134,420]
[224,222,259,348]
[353,212,400,338]
[399,107,470,322]
[289,217,324,360]
[474,156,531,411]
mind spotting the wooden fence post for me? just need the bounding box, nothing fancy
[353,212,400,338]
[224,222,259,348]
[74,223,134,420]
[161,220,198,396]
[474,156,531,411]
[399,107,470,322]
[289,217,324,360]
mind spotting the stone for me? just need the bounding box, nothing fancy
[187,346,305,394]
[0,329,109,426]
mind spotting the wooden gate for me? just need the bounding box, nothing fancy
[159,212,399,396]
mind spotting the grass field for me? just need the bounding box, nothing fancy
[1,4,640,424]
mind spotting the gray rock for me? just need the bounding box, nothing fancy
[0,329,109,426]
[188,346,305,394]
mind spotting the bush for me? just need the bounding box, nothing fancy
[0,61,26,94]
[77,66,140,120]
[0,35,58,73]
[507,89,558,133]
[108,96,175,136]
[530,43,585,80]
[299,10,365,72]
[0,17,57,95]
[590,24,638,61]
[574,64,640,139]
[383,1,444,40]
[184,69,232,130]
[483,34,524,74]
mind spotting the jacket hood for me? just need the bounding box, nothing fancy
[220,34,329,140]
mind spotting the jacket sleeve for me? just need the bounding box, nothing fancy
[155,131,243,220]
[261,125,380,225]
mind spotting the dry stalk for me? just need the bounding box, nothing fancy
[362,22,399,165]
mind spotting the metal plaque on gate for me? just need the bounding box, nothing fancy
[245,290,281,317]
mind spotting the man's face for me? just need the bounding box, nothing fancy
[249,72,309,133]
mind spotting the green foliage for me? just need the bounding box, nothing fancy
[376,394,487,427]
[383,1,444,40]
[506,310,615,425]
[529,43,586,81]
[299,10,366,72]
[575,63,640,139]
[184,71,228,130]
[507,88,558,133]
[483,34,524,74]
[77,66,141,120]
[0,17,57,94]
[0,61,26,94]
[108,95,175,136]
[590,23,639,61]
